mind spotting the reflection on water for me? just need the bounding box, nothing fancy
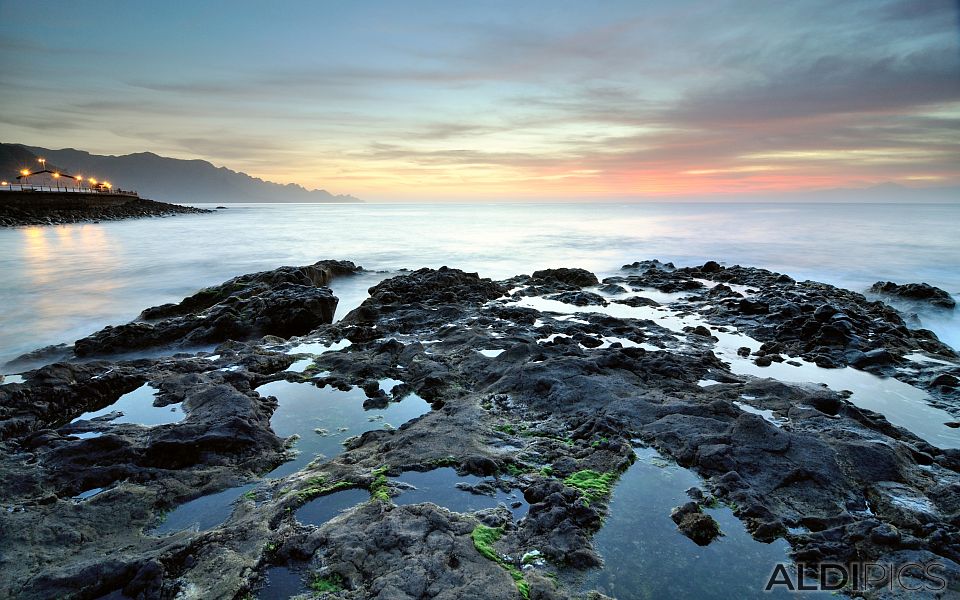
[152,381,433,536]
[584,448,829,599]
[1,203,958,364]
[392,467,529,518]
[256,380,432,478]
[514,289,960,449]
[150,482,257,535]
[295,487,370,525]
[259,566,309,599]
[70,383,184,427]
[9,225,121,361]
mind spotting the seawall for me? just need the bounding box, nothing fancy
[0,190,140,210]
[0,190,211,227]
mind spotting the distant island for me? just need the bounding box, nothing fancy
[0,143,360,205]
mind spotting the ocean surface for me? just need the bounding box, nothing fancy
[1,202,958,366]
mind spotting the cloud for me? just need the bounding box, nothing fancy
[667,49,960,126]
[874,0,958,23]
[3,0,959,197]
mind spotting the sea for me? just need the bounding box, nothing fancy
[2,201,959,599]
[1,202,958,366]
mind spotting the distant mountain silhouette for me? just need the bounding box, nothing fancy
[1,143,359,204]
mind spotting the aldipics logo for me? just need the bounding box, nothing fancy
[765,562,948,593]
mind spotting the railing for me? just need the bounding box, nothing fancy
[0,183,138,196]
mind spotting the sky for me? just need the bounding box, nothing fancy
[1,0,958,201]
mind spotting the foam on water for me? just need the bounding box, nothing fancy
[2,203,957,367]
[285,338,352,355]
[509,291,960,449]
[904,352,957,366]
[595,336,643,349]
[693,278,755,297]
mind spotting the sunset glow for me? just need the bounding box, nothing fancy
[1,0,958,200]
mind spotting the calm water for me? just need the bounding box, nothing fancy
[391,467,529,518]
[583,448,828,599]
[152,379,432,534]
[3,203,954,598]
[254,379,432,478]
[1,202,958,365]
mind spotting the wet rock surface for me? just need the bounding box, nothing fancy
[1,259,958,599]
[869,281,957,310]
[671,501,722,546]
[72,260,359,357]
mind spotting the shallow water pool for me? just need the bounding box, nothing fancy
[152,381,431,535]
[257,380,432,478]
[295,487,370,526]
[70,383,183,427]
[392,467,528,519]
[151,482,257,535]
[582,447,828,599]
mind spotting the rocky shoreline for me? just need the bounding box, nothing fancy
[0,259,958,599]
[0,192,210,227]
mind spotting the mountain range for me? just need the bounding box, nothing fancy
[0,143,359,204]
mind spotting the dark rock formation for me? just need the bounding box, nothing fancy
[671,502,722,545]
[530,268,600,288]
[601,260,960,405]
[2,260,958,599]
[0,191,210,227]
[73,261,358,356]
[869,281,956,310]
